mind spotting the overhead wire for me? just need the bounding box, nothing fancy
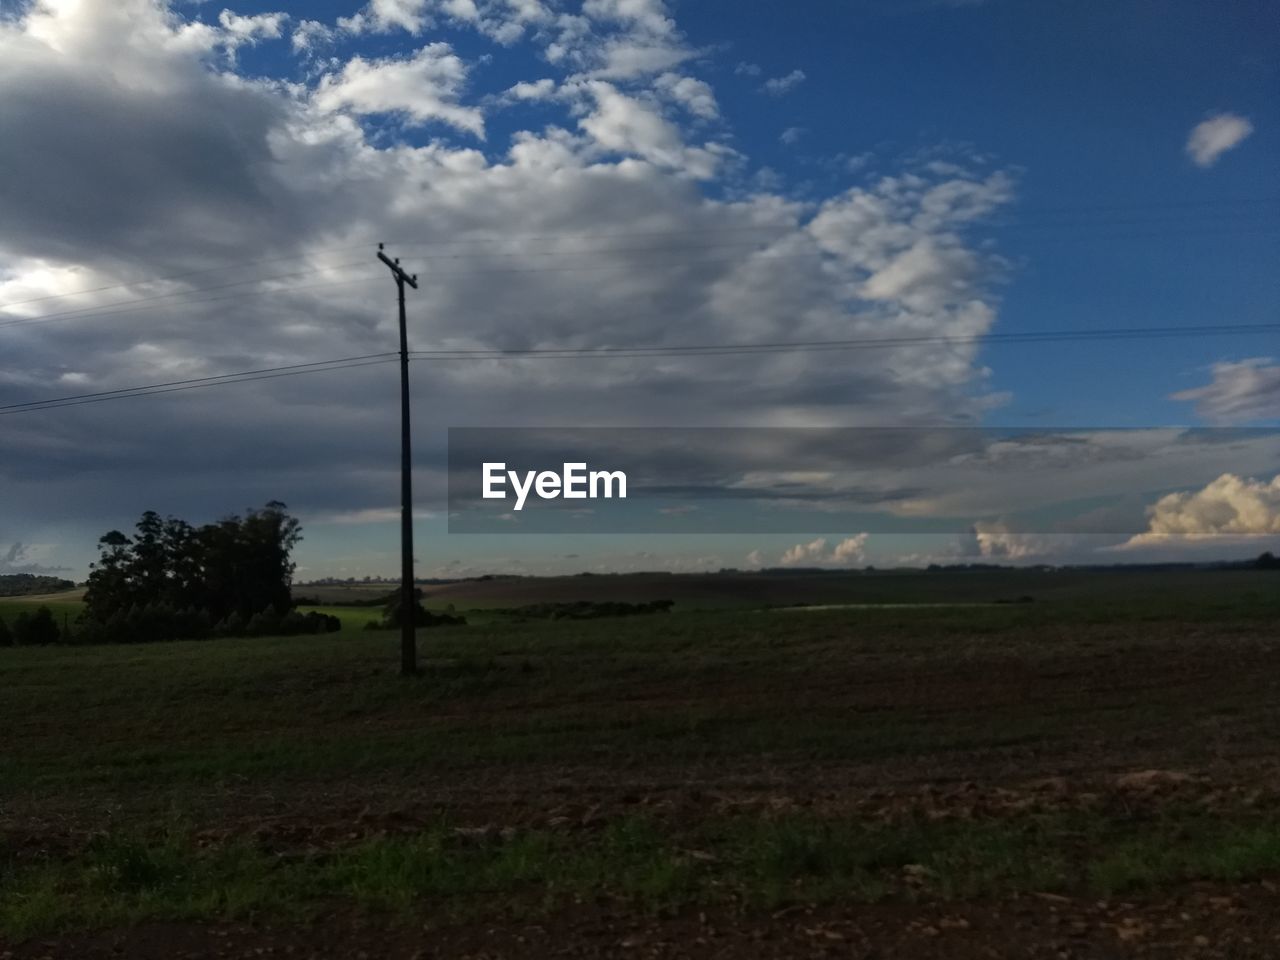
[0,354,400,415]
[3,321,1277,416]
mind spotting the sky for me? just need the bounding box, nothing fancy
[0,0,1277,581]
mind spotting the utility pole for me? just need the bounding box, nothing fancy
[377,244,419,677]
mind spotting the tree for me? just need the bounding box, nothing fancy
[374,588,466,629]
[83,530,134,624]
[0,574,76,597]
[81,502,304,643]
[11,606,60,645]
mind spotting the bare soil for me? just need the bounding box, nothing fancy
[6,884,1280,960]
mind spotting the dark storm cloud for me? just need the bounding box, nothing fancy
[0,51,295,267]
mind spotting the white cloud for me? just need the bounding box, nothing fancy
[441,0,481,21]
[1186,113,1254,168]
[504,77,557,100]
[591,39,696,79]
[781,537,827,565]
[475,0,550,45]
[345,0,550,44]
[545,0,697,81]
[576,80,723,176]
[734,61,761,76]
[860,239,977,312]
[339,0,433,35]
[779,535,869,566]
[780,126,806,146]
[654,73,718,119]
[291,19,336,53]
[217,10,287,45]
[583,0,676,34]
[831,533,869,563]
[970,523,1059,559]
[762,69,805,96]
[1123,473,1280,546]
[1172,358,1280,423]
[313,44,485,137]
[745,549,764,568]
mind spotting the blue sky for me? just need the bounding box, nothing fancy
[0,0,1276,578]
[216,0,1278,425]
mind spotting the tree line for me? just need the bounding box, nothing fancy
[0,574,76,597]
[0,502,339,646]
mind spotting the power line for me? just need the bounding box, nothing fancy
[0,354,398,415]
[4,322,1276,416]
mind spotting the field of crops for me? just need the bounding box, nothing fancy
[2,569,1279,957]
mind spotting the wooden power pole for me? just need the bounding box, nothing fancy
[377,244,419,677]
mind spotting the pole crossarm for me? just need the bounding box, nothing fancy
[377,246,419,289]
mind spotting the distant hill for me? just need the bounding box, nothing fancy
[0,573,77,597]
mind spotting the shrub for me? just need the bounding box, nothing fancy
[245,607,283,638]
[11,607,61,646]
[373,588,467,629]
[495,600,673,621]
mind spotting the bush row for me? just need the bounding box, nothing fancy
[0,604,341,646]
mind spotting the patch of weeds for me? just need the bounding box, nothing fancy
[8,811,1280,939]
[331,818,695,915]
[86,833,188,894]
[1088,819,1280,895]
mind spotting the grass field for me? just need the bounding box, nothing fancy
[2,569,1279,957]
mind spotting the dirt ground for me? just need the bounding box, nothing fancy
[6,884,1280,960]
[5,581,1280,959]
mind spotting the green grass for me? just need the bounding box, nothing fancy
[6,811,1280,938]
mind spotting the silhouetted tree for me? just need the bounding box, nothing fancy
[83,530,133,624]
[82,502,304,643]
[374,588,466,629]
[11,606,60,645]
